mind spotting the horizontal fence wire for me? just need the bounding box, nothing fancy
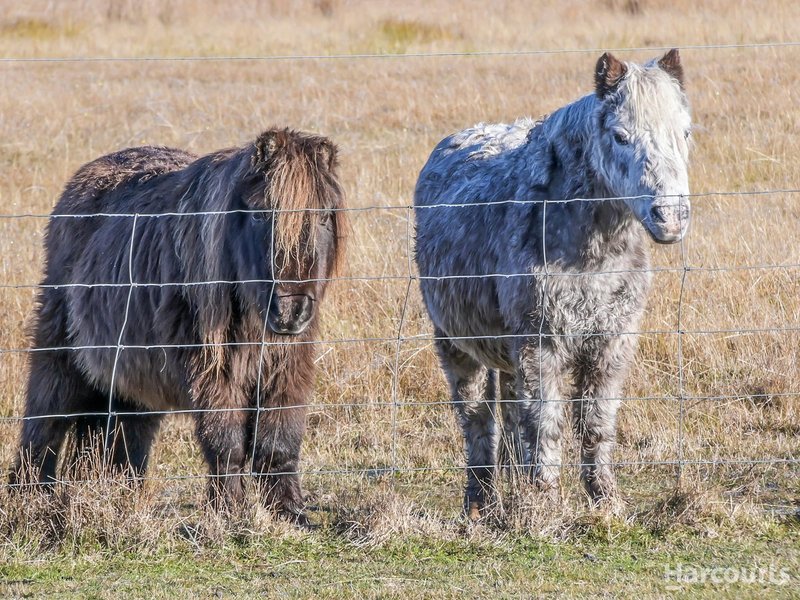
[2,324,800,356]
[1,41,798,502]
[1,261,800,290]
[1,386,796,423]
[1,188,799,219]
[0,191,798,292]
[6,458,800,492]
[1,40,799,63]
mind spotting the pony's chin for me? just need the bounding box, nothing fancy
[267,319,312,336]
[649,232,683,245]
[643,222,689,245]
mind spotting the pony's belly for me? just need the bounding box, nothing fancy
[451,335,514,372]
[421,279,514,371]
[74,347,191,411]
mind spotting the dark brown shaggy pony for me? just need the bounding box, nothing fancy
[11,128,345,520]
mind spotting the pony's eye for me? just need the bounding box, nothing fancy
[684,129,691,140]
[613,132,629,146]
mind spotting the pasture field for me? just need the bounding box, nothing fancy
[1,0,799,597]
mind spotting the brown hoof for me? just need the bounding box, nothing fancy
[467,501,482,522]
[585,481,619,510]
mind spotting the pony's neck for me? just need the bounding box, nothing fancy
[539,94,643,263]
[540,94,603,198]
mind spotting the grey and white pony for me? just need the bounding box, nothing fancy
[414,50,691,519]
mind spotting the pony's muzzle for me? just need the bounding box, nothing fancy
[647,196,690,244]
[267,294,315,335]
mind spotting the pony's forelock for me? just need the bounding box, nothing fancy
[250,129,346,270]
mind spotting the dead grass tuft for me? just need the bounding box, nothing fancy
[638,479,767,538]
[331,481,453,547]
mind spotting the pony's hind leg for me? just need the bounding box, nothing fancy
[69,390,112,475]
[66,396,162,480]
[434,329,498,520]
[497,371,529,478]
[105,403,164,478]
[516,341,566,498]
[12,351,90,487]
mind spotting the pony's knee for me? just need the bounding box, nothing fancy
[522,398,565,443]
[108,415,162,476]
[252,405,306,469]
[581,400,621,447]
[208,471,246,511]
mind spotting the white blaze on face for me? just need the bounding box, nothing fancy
[593,50,692,244]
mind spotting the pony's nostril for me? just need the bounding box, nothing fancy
[650,206,667,223]
[299,296,314,321]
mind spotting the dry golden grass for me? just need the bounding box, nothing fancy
[0,0,798,556]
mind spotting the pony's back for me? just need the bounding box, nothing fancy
[414,118,537,210]
[44,147,195,286]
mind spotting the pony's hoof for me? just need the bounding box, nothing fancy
[467,501,483,522]
[279,509,315,529]
[533,480,560,503]
[588,492,625,515]
[585,478,620,510]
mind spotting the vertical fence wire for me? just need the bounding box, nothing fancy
[251,208,279,478]
[390,205,414,482]
[106,213,139,461]
[535,195,550,484]
[675,205,689,488]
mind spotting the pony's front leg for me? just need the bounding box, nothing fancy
[516,342,566,498]
[434,329,498,521]
[250,402,307,523]
[573,336,633,505]
[574,392,622,505]
[192,380,249,511]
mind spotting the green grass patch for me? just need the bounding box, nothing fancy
[368,18,457,54]
[0,18,82,41]
[3,518,798,598]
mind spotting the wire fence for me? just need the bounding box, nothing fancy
[2,195,798,492]
[1,43,798,509]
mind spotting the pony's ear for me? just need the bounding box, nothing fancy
[595,52,628,98]
[316,139,339,171]
[658,48,685,90]
[253,129,288,168]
